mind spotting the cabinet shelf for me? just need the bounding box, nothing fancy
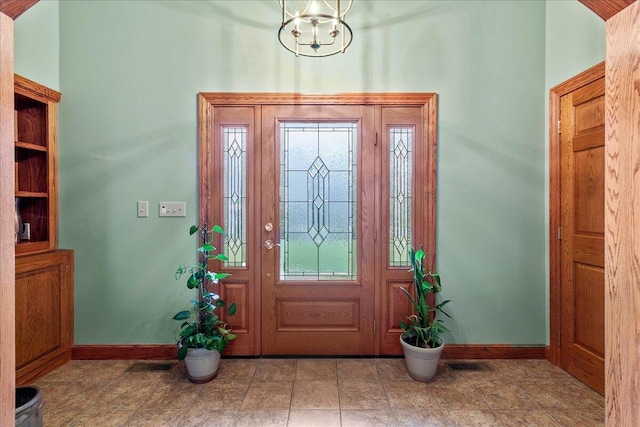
[16,191,48,198]
[15,141,48,152]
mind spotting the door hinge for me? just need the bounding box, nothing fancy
[557,331,561,346]
[557,226,562,241]
[374,228,377,242]
[374,132,378,146]
[557,120,561,134]
[373,320,376,336]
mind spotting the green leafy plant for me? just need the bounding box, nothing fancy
[173,224,236,360]
[400,245,452,348]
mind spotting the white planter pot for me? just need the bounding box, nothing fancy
[399,335,444,382]
[184,348,221,383]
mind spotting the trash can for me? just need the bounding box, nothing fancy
[15,386,43,427]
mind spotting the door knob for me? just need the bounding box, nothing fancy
[265,222,273,232]
[264,239,280,250]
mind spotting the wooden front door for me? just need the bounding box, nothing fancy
[260,105,376,355]
[559,76,605,394]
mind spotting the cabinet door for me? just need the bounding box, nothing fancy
[15,250,73,385]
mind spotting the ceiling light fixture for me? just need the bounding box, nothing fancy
[279,0,353,57]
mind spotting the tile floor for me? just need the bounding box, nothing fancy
[34,358,604,426]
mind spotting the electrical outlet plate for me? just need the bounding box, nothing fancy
[137,201,149,218]
[159,202,186,217]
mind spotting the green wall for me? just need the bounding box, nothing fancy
[13,0,59,90]
[12,1,602,347]
[543,1,605,343]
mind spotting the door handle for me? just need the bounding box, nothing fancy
[264,239,280,250]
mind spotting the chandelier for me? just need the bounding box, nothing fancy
[278,0,353,57]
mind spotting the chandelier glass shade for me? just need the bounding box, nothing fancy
[278,0,353,57]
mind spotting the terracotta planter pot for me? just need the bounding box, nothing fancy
[399,335,444,382]
[184,348,221,383]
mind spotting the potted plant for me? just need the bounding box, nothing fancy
[173,224,236,383]
[399,245,452,382]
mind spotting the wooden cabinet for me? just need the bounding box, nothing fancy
[15,250,74,386]
[13,75,73,385]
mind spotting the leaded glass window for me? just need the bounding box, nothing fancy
[280,122,357,280]
[223,127,247,267]
[389,127,413,267]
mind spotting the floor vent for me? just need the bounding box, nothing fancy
[446,362,490,371]
[126,362,175,372]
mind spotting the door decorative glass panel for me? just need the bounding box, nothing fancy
[389,127,413,267]
[279,122,357,280]
[223,126,247,267]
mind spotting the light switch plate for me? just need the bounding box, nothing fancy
[137,201,149,218]
[159,202,186,217]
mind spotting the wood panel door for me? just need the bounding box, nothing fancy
[559,77,605,394]
[261,105,376,355]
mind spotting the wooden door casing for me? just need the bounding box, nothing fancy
[559,76,605,394]
[198,93,438,356]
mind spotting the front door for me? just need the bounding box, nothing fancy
[260,105,376,355]
[559,76,605,394]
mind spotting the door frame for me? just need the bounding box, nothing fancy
[198,93,438,355]
[548,61,604,366]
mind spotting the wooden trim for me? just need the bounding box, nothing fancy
[605,3,640,424]
[72,345,178,360]
[0,0,39,20]
[199,92,437,106]
[0,11,15,427]
[578,0,635,21]
[71,344,545,360]
[14,73,61,103]
[547,61,604,367]
[442,345,546,360]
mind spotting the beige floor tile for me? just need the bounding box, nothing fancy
[234,409,289,427]
[253,359,297,381]
[296,358,338,380]
[383,380,436,410]
[392,408,450,426]
[445,409,503,427]
[288,409,341,426]
[40,360,134,382]
[191,378,250,410]
[493,409,559,427]
[145,379,202,410]
[432,380,490,410]
[67,407,136,426]
[338,378,389,410]
[493,359,575,381]
[181,407,237,427]
[33,357,607,426]
[240,380,293,410]
[473,379,541,409]
[337,358,379,380]
[517,379,599,409]
[40,380,109,412]
[546,408,605,427]
[375,358,412,381]
[42,406,84,427]
[216,358,259,381]
[291,379,339,409]
[125,409,186,426]
[341,409,396,427]
[92,379,160,411]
